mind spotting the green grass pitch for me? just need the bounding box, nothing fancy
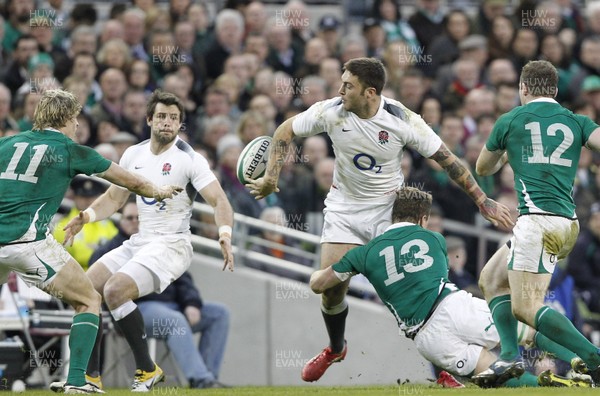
[15,384,598,395]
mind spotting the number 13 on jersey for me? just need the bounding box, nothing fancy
[380,239,434,286]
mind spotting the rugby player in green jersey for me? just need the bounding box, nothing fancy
[475,60,600,387]
[310,187,592,388]
[0,89,180,394]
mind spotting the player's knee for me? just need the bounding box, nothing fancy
[103,280,123,307]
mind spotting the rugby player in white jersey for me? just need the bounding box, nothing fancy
[248,57,513,382]
[56,90,234,392]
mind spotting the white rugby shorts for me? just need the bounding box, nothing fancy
[508,215,579,274]
[98,232,192,296]
[0,235,69,289]
[414,291,499,377]
[321,188,395,244]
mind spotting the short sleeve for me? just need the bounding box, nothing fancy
[577,114,600,144]
[69,143,111,177]
[402,108,443,158]
[191,152,217,192]
[291,98,338,137]
[486,113,512,152]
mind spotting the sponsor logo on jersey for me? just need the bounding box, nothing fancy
[378,130,389,145]
[162,163,172,176]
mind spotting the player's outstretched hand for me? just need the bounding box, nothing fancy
[219,235,234,271]
[479,197,514,229]
[63,211,85,247]
[153,185,183,202]
[246,177,279,200]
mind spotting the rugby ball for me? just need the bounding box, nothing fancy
[236,136,272,185]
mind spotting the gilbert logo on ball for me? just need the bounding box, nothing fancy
[237,136,272,185]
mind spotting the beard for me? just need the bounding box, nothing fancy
[153,130,177,145]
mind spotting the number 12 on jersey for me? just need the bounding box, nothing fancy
[525,122,573,167]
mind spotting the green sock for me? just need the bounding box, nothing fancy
[535,306,600,368]
[503,372,539,387]
[533,331,577,363]
[489,295,520,360]
[66,313,99,386]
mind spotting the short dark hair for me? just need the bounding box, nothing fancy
[520,60,558,98]
[146,90,185,122]
[392,187,433,223]
[343,57,386,95]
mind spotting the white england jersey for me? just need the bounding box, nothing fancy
[119,137,216,235]
[292,96,442,200]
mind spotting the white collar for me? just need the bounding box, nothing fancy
[384,222,417,232]
[528,97,558,104]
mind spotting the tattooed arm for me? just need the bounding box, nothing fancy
[430,143,513,228]
[247,117,295,200]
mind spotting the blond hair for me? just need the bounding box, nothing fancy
[33,89,82,130]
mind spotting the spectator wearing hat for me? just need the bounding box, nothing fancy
[567,202,600,331]
[316,14,341,58]
[16,53,60,102]
[582,75,600,124]
[362,18,386,59]
[53,176,119,270]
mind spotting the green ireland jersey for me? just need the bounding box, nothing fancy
[487,98,598,218]
[332,223,453,335]
[0,130,111,244]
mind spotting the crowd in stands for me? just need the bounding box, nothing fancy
[1,0,600,340]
